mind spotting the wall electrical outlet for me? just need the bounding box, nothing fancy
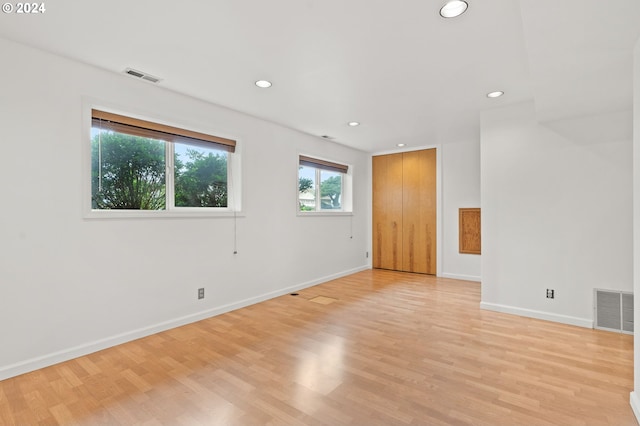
[366,251,369,258]
[546,289,554,299]
[198,288,205,300]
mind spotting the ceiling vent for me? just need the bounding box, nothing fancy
[594,289,633,334]
[124,68,161,83]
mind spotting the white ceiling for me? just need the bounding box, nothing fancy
[1,0,638,152]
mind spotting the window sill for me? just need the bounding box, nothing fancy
[84,209,244,220]
[296,211,353,217]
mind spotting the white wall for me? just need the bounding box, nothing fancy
[368,144,482,281]
[480,101,633,327]
[441,140,482,281]
[630,37,640,422]
[0,38,370,380]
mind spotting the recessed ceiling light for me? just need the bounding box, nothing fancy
[440,0,468,18]
[397,143,406,147]
[487,91,504,98]
[348,121,360,127]
[255,80,272,88]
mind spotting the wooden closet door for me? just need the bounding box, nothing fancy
[402,149,437,274]
[372,153,403,270]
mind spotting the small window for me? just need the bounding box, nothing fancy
[91,109,236,212]
[298,155,350,212]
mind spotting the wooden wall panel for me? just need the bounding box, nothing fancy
[372,153,403,270]
[402,150,437,274]
[459,208,481,254]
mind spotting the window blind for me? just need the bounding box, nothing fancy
[92,109,236,153]
[299,155,348,174]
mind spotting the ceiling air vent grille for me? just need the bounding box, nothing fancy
[124,68,161,83]
[594,289,633,334]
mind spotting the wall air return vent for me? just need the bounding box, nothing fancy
[594,289,633,334]
[124,68,161,83]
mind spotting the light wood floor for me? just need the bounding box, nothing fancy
[0,270,635,425]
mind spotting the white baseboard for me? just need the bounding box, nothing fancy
[0,265,369,382]
[630,392,640,423]
[440,272,481,282]
[480,302,593,329]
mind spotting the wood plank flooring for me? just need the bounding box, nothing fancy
[0,270,635,425]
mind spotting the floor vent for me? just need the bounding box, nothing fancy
[594,289,633,334]
[309,296,338,305]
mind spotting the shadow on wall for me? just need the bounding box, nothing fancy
[542,110,632,145]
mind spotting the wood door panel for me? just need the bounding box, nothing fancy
[373,149,436,274]
[402,149,437,274]
[372,154,403,270]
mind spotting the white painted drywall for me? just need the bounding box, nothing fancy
[631,37,640,422]
[0,38,370,379]
[440,140,482,282]
[369,143,482,281]
[480,102,633,327]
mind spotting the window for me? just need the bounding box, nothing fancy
[91,109,237,213]
[298,155,350,212]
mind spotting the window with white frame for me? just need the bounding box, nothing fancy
[298,155,351,212]
[91,109,236,212]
